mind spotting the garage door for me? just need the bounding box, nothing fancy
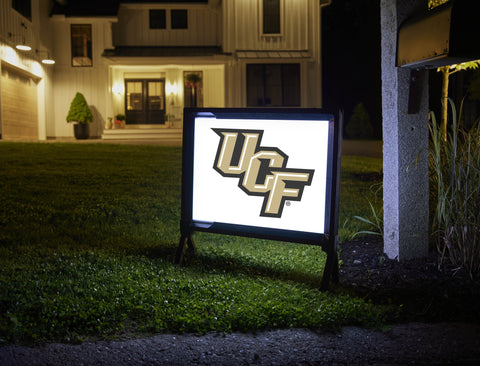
[1,65,38,140]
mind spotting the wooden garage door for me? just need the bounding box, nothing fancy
[1,65,38,140]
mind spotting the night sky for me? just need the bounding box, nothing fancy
[322,0,382,139]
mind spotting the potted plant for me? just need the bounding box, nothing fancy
[184,72,202,107]
[115,114,126,128]
[66,92,93,139]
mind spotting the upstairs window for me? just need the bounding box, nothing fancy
[171,9,188,29]
[262,0,281,35]
[12,0,31,20]
[150,9,166,29]
[71,24,92,67]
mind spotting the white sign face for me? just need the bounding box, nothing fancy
[192,117,330,235]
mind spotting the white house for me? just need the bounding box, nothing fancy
[0,0,331,141]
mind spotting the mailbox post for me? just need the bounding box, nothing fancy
[381,0,430,261]
[382,0,479,261]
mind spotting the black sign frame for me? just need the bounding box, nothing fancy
[177,108,342,289]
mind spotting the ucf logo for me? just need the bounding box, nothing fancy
[212,128,315,218]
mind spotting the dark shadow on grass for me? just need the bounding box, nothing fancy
[121,242,179,263]
[185,251,325,289]
[118,240,325,289]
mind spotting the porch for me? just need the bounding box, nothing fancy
[102,124,182,143]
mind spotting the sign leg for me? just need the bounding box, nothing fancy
[175,234,196,265]
[320,242,339,291]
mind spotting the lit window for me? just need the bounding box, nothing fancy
[71,24,92,67]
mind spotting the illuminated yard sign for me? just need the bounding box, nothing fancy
[177,108,342,288]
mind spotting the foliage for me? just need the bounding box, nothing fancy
[345,103,374,140]
[66,92,93,124]
[429,99,480,280]
[437,61,480,140]
[184,72,202,86]
[115,114,126,121]
[338,156,383,241]
[351,191,383,239]
[0,144,387,344]
[428,0,449,9]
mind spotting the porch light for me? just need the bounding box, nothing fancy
[112,83,125,95]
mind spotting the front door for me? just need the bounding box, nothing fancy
[125,79,166,124]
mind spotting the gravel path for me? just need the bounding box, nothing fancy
[2,322,480,365]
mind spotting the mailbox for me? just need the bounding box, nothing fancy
[397,0,480,68]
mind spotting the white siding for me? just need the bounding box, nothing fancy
[203,67,225,107]
[0,0,36,53]
[113,6,220,46]
[51,20,110,138]
[223,0,310,52]
[0,0,55,140]
[222,0,323,108]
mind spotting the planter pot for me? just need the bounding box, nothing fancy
[74,123,89,140]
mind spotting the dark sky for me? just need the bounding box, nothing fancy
[322,0,382,138]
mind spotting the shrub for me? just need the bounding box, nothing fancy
[429,99,480,280]
[345,103,374,139]
[66,92,93,124]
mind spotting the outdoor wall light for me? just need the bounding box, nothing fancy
[112,83,125,95]
[167,82,178,95]
[41,56,55,65]
[8,32,31,51]
[9,23,31,51]
[36,50,55,65]
[16,41,31,51]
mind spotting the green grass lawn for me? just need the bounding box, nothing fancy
[0,142,384,344]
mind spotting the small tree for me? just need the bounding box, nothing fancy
[66,92,93,124]
[345,103,373,139]
[437,61,480,141]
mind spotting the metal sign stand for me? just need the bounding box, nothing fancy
[176,108,342,291]
[319,110,342,290]
[176,225,196,265]
[320,238,339,290]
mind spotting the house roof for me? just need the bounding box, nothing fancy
[121,0,208,3]
[102,46,225,58]
[236,51,312,59]
[50,0,209,17]
[50,0,120,17]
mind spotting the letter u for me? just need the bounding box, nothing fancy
[213,130,261,176]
